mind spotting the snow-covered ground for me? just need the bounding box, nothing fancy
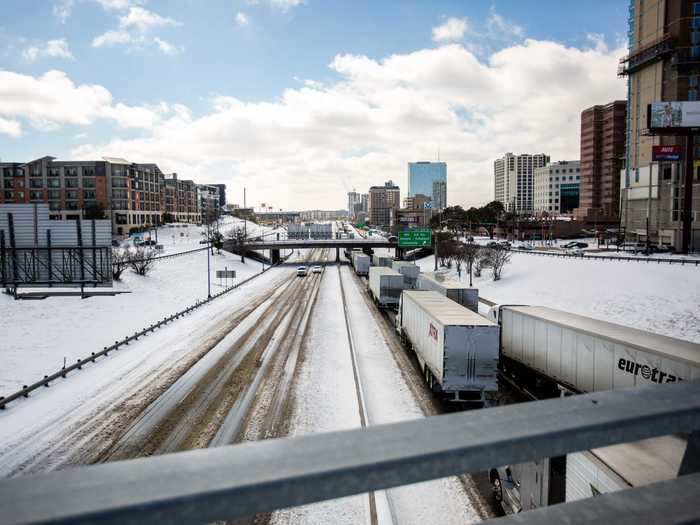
[0,219,271,397]
[415,252,700,343]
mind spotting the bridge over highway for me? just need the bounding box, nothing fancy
[223,238,400,263]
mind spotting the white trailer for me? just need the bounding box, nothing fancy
[493,305,700,392]
[352,253,370,276]
[489,304,700,515]
[368,267,405,308]
[391,261,420,289]
[417,272,479,312]
[397,291,499,404]
[372,254,393,267]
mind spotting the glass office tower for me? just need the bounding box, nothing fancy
[407,162,447,209]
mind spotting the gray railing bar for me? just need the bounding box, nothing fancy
[490,472,700,525]
[1,380,699,525]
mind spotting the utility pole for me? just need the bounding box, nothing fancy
[243,187,247,239]
[206,222,211,298]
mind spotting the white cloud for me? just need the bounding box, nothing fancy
[235,12,250,26]
[0,117,22,138]
[0,69,169,132]
[487,8,524,39]
[92,6,182,55]
[154,37,181,56]
[66,38,625,209]
[52,0,74,23]
[95,0,142,10]
[269,0,304,8]
[432,17,468,43]
[23,39,74,62]
[92,30,137,48]
[119,7,181,33]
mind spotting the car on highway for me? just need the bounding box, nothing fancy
[296,266,307,277]
[562,241,589,249]
[311,265,322,274]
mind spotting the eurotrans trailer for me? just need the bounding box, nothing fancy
[487,304,700,515]
[396,290,499,405]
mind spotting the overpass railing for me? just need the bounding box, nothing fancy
[1,380,699,524]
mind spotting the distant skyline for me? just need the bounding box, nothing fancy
[0,1,628,209]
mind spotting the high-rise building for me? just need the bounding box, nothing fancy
[408,162,447,210]
[198,185,221,223]
[534,161,581,215]
[493,153,550,213]
[368,180,400,230]
[619,0,700,250]
[347,190,368,218]
[212,184,227,207]
[575,101,627,223]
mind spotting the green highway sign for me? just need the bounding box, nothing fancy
[398,229,432,247]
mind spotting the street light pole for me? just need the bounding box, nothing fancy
[206,222,212,298]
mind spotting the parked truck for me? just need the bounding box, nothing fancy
[391,261,420,289]
[487,304,700,514]
[396,291,499,404]
[372,254,393,268]
[417,272,478,312]
[351,252,370,276]
[368,267,405,308]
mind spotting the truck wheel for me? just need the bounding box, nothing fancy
[491,472,503,502]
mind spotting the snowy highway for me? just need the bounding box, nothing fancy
[0,249,492,523]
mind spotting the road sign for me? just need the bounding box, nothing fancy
[652,145,682,161]
[398,229,432,247]
[216,270,236,279]
[423,202,433,209]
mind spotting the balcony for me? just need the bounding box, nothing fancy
[619,33,675,76]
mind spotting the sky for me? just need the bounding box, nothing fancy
[0,0,629,210]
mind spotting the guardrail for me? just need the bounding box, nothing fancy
[510,248,700,265]
[1,380,698,524]
[0,264,275,410]
[113,246,209,267]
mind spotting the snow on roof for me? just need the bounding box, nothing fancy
[102,156,131,165]
[420,272,476,290]
[403,290,496,327]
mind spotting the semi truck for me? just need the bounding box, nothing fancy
[487,304,700,514]
[416,272,479,312]
[396,290,499,404]
[351,253,370,276]
[372,254,393,268]
[391,261,420,289]
[368,267,405,308]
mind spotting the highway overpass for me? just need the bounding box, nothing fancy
[222,238,399,263]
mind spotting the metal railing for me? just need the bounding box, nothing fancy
[0,264,277,410]
[510,248,700,265]
[1,380,698,524]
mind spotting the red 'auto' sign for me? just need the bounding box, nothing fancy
[652,145,682,161]
[428,323,438,341]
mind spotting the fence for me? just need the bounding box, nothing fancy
[0,264,275,410]
[1,380,698,524]
[511,248,700,265]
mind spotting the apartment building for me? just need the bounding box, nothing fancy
[368,180,400,230]
[534,161,581,215]
[494,153,550,213]
[198,185,222,223]
[164,174,199,224]
[619,0,700,250]
[0,156,163,236]
[575,101,627,223]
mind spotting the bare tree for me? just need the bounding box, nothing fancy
[226,226,247,262]
[452,244,465,280]
[475,247,493,278]
[129,248,157,276]
[463,243,480,286]
[112,248,129,281]
[489,246,512,281]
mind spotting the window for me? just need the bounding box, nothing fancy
[692,46,700,58]
[48,179,60,188]
[66,190,78,200]
[82,177,96,188]
[49,202,61,211]
[30,179,43,188]
[30,191,43,200]
[49,168,60,177]
[4,191,13,199]
[3,179,13,189]
[65,178,79,188]
[84,190,96,199]
[694,2,700,15]
[48,190,60,200]
[690,89,698,101]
